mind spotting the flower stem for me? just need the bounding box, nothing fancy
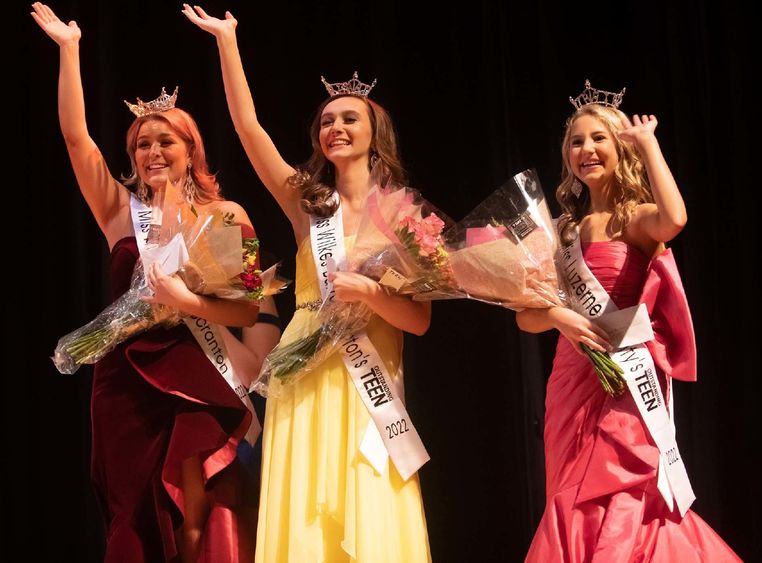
[581,343,626,398]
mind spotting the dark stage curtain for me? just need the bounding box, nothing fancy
[16,1,756,561]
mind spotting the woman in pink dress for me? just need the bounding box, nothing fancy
[517,82,741,562]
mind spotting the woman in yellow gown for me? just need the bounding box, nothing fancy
[184,6,432,562]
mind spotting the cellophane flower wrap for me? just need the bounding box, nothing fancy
[251,299,374,398]
[252,182,452,398]
[428,168,565,308]
[322,169,565,308]
[352,169,565,309]
[432,168,624,397]
[53,180,287,374]
[358,168,624,398]
[253,169,623,398]
[253,172,564,396]
[350,185,456,297]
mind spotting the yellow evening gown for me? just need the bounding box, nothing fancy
[255,237,432,563]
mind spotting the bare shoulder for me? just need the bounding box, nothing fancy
[209,199,252,227]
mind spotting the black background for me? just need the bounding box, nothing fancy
[14,0,758,561]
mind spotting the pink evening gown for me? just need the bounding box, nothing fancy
[526,241,741,563]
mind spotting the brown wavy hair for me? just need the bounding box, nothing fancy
[556,104,653,244]
[290,94,407,217]
[123,108,222,204]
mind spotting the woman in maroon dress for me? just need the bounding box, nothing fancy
[33,3,262,561]
[517,83,741,562]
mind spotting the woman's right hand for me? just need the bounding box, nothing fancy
[549,307,612,355]
[31,3,81,46]
[181,4,237,38]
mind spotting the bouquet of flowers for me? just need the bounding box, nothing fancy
[430,169,624,397]
[354,168,625,398]
[342,169,565,308]
[251,299,374,397]
[53,181,286,374]
[254,169,624,398]
[251,184,453,397]
[349,183,456,295]
[348,170,564,309]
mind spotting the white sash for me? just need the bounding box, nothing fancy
[130,195,261,446]
[310,198,429,481]
[560,233,695,516]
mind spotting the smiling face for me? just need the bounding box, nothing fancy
[567,114,620,192]
[134,119,191,189]
[318,96,374,167]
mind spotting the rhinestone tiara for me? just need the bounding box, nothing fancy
[124,86,179,117]
[321,71,377,97]
[569,79,625,110]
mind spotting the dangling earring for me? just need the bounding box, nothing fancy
[183,161,197,203]
[369,151,380,170]
[571,178,583,198]
[136,179,149,203]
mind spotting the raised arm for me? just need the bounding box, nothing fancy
[31,3,130,247]
[619,114,687,244]
[182,5,302,225]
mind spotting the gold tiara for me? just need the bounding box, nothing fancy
[321,71,377,97]
[124,86,179,117]
[569,79,625,110]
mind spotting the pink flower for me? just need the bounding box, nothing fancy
[398,214,446,257]
[421,213,445,235]
[416,232,440,256]
[416,215,446,255]
[399,216,418,231]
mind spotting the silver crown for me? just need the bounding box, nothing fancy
[321,71,377,97]
[569,79,625,110]
[124,86,179,117]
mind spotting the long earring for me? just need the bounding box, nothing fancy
[571,178,583,198]
[137,179,149,203]
[369,151,380,169]
[183,161,197,203]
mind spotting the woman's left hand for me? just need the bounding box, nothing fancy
[329,271,381,304]
[618,114,658,147]
[142,262,191,308]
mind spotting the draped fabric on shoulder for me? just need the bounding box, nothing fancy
[255,238,431,563]
[91,231,258,563]
[526,241,740,563]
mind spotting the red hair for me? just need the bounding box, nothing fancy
[123,108,221,203]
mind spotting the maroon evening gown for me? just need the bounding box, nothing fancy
[91,235,257,562]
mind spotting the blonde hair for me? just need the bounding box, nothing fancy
[556,104,652,244]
